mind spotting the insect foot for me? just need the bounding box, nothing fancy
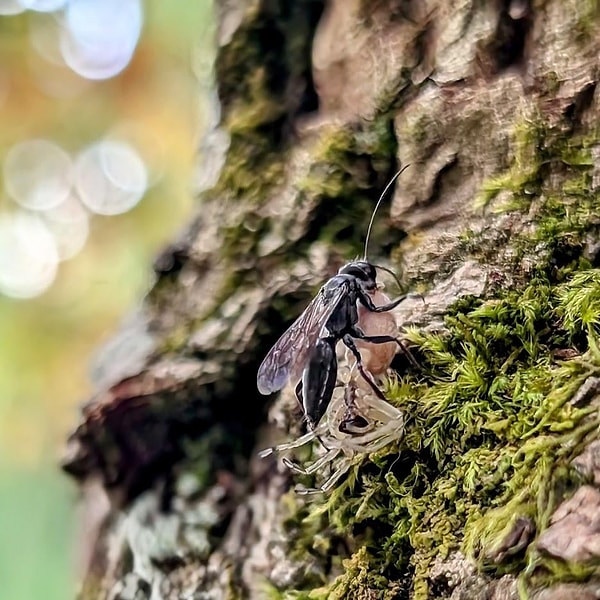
[259,369,405,494]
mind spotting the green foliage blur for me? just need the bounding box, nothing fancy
[0,3,213,599]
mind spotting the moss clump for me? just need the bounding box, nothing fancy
[277,263,600,598]
[262,100,600,599]
[574,0,600,41]
[292,116,400,259]
[215,65,289,203]
[476,111,596,212]
[557,270,600,337]
[220,209,270,261]
[214,1,322,203]
[317,546,406,600]
[462,109,600,290]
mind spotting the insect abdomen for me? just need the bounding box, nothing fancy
[302,338,338,428]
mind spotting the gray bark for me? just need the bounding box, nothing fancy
[64,1,600,598]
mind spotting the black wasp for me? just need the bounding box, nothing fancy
[257,168,411,430]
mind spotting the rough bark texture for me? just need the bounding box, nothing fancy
[65,1,600,598]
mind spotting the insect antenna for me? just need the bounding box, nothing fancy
[363,164,410,261]
[371,263,403,289]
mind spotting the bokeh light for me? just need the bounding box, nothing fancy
[0,211,59,298]
[29,12,68,65]
[4,139,72,211]
[108,121,167,186]
[61,0,142,80]
[0,2,213,599]
[42,194,89,260]
[22,0,67,12]
[75,139,148,215]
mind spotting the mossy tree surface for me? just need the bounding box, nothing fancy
[66,1,600,599]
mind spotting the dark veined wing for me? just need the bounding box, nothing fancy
[257,283,346,395]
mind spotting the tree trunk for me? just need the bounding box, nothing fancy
[64,1,600,598]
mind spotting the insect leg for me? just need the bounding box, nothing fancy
[296,457,353,495]
[395,337,419,367]
[353,333,399,344]
[320,458,354,492]
[258,415,330,458]
[342,426,403,454]
[358,288,408,313]
[350,328,419,368]
[357,394,404,422]
[343,412,404,446]
[257,429,319,458]
[283,447,341,475]
[342,335,387,401]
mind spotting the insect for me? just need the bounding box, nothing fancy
[256,167,411,431]
[259,366,405,494]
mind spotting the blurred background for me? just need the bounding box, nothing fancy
[0,1,212,598]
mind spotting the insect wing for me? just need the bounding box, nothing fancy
[256,284,346,394]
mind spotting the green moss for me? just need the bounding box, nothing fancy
[291,116,400,258]
[574,0,600,41]
[462,110,600,300]
[556,272,600,366]
[271,107,600,595]
[320,546,404,600]
[532,556,599,587]
[259,580,288,600]
[221,210,269,260]
[214,1,321,203]
[161,325,192,354]
[401,110,442,150]
[276,264,600,598]
[476,110,598,213]
[475,116,546,209]
[215,66,288,202]
[299,116,398,194]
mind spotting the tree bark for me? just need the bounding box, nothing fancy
[64,1,600,598]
